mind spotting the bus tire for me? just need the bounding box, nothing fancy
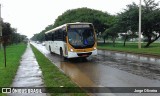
[60,48,63,57]
[60,48,67,61]
[49,46,52,54]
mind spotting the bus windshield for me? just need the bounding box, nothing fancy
[68,28,95,48]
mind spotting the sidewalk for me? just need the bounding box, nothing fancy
[9,44,47,96]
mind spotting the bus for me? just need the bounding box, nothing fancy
[45,22,97,58]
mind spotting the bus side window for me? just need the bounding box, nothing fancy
[54,31,58,41]
[57,29,63,41]
[52,32,54,41]
[45,34,48,41]
[48,33,52,41]
[63,30,67,42]
[57,30,61,40]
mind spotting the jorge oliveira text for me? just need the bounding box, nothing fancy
[134,88,157,93]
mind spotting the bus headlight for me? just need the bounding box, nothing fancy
[70,49,73,52]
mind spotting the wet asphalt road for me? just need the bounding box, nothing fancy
[31,42,160,96]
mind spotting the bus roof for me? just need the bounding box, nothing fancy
[45,22,92,34]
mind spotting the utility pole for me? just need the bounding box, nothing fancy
[0,4,2,49]
[0,4,7,67]
[138,0,142,49]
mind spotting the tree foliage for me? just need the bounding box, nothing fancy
[54,8,113,33]
[31,33,45,42]
[142,0,160,47]
[32,1,160,48]
[107,0,160,47]
[119,3,139,32]
[1,21,27,44]
[103,23,119,46]
[31,7,115,41]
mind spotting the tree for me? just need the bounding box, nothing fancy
[2,22,13,36]
[53,8,113,40]
[2,22,27,44]
[120,30,138,47]
[31,32,45,42]
[103,24,119,46]
[117,3,139,32]
[120,3,139,44]
[113,0,160,47]
[142,0,160,47]
[31,8,115,42]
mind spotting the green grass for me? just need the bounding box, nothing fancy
[31,45,87,96]
[0,43,27,96]
[98,43,160,56]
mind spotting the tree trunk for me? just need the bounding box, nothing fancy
[123,40,126,47]
[145,35,160,47]
[112,36,116,47]
[103,36,106,44]
[145,42,152,47]
[123,35,128,47]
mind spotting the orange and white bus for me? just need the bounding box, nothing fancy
[45,22,97,58]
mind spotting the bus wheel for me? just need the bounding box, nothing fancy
[60,48,67,61]
[49,46,52,54]
[60,48,63,57]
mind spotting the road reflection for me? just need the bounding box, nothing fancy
[60,61,98,87]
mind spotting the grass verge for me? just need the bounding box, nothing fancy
[0,43,27,96]
[31,45,87,96]
[98,43,160,57]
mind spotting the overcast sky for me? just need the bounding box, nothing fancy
[0,0,159,38]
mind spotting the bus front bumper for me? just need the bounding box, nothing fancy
[66,49,97,58]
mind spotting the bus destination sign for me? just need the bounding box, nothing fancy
[69,24,90,28]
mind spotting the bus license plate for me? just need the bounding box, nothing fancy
[82,54,88,57]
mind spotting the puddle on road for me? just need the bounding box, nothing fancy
[98,50,160,65]
[96,50,160,80]
[45,53,98,87]
[60,61,97,87]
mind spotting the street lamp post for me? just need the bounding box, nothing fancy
[0,4,2,49]
[138,0,142,49]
